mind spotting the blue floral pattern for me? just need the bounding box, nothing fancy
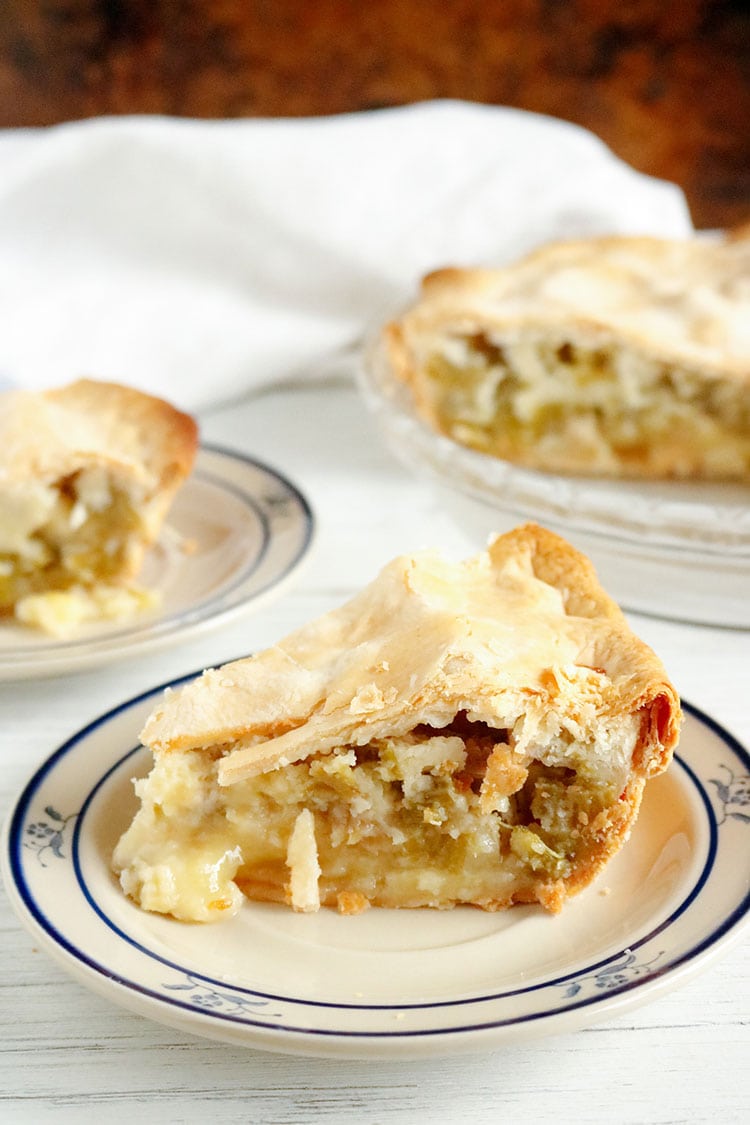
[24,806,77,867]
[164,973,282,1018]
[262,491,294,518]
[708,764,750,825]
[561,949,665,999]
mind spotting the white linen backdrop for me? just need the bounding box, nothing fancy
[0,100,692,410]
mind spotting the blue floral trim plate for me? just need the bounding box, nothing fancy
[2,680,749,1059]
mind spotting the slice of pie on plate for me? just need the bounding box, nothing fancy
[382,232,750,480]
[0,379,198,632]
[113,524,680,921]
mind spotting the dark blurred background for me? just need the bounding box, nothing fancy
[0,0,747,229]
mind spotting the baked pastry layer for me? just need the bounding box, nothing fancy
[113,524,680,921]
[383,234,750,480]
[0,379,198,623]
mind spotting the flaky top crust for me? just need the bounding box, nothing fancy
[385,232,750,380]
[0,379,198,493]
[141,524,680,787]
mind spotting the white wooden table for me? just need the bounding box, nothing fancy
[1,378,748,1124]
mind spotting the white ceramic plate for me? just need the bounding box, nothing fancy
[0,446,314,680]
[3,679,749,1059]
[359,335,750,627]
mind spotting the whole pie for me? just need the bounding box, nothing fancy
[113,524,681,921]
[382,232,750,480]
[0,379,198,631]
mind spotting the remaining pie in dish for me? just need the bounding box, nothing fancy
[113,523,680,921]
[0,379,198,631]
[382,232,750,480]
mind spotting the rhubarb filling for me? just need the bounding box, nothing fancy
[113,709,641,922]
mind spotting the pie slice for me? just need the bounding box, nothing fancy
[0,379,198,629]
[382,232,750,480]
[113,524,680,921]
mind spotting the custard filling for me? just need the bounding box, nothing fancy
[421,332,750,478]
[0,467,142,611]
[113,711,639,922]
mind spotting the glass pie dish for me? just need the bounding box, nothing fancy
[359,332,750,627]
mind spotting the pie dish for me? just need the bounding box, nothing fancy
[113,523,680,921]
[0,379,198,631]
[383,232,750,481]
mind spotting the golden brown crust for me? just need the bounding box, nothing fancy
[43,379,198,492]
[0,379,197,488]
[382,232,750,481]
[142,523,679,791]
[396,234,750,380]
[45,379,199,566]
[116,525,681,920]
[486,524,679,780]
[0,378,199,613]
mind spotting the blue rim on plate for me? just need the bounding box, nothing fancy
[2,677,749,1058]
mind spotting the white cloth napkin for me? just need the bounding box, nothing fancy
[0,100,692,411]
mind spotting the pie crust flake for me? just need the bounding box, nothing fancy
[382,233,750,480]
[113,524,680,921]
[0,379,198,630]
